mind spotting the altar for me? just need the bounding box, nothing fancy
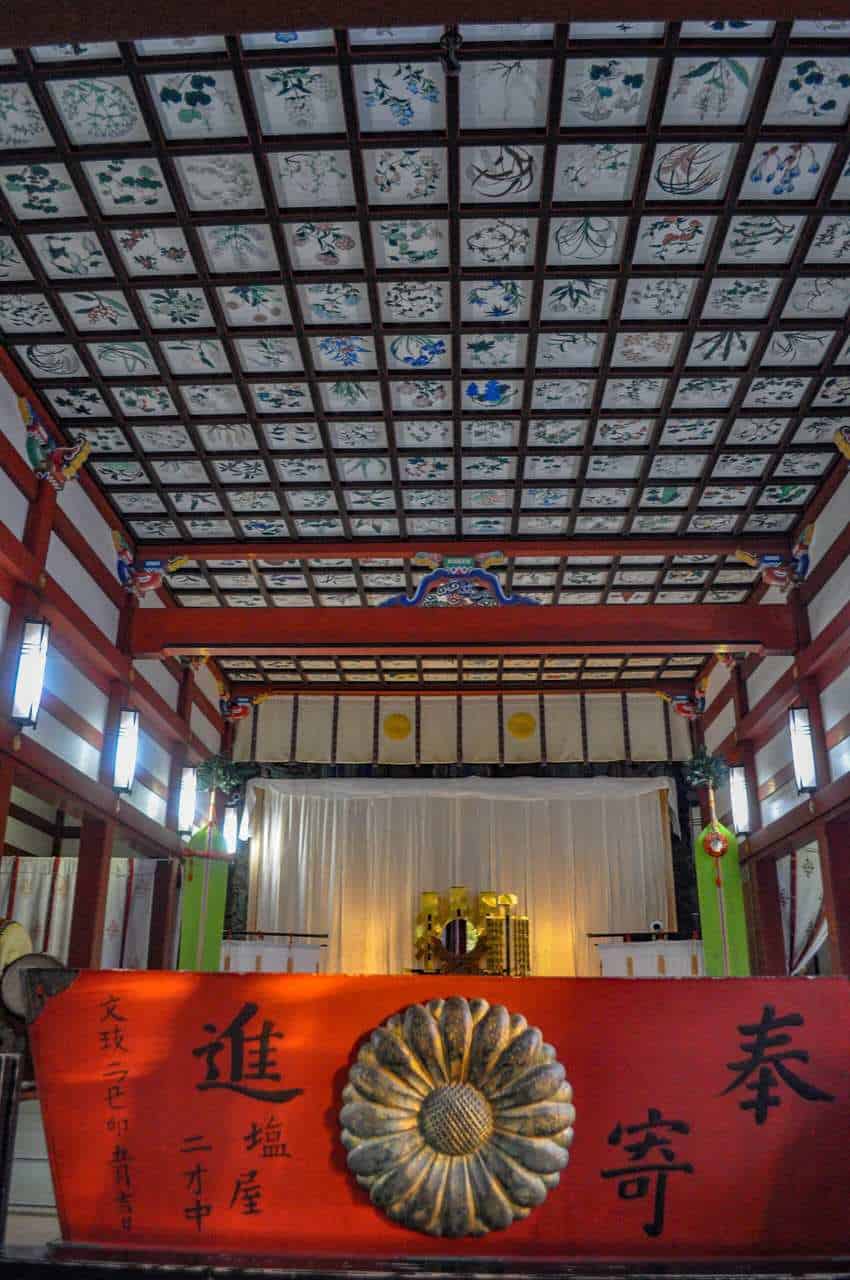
[240,775,681,978]
[595,937,705,977]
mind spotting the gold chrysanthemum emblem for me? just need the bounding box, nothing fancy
[340,996,575,1237]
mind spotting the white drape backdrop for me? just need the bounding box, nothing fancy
[777,841,828,975]
[243,777,678,977]
[0,856,156,967]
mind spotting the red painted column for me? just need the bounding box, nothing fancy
[67,813,113,968]
[147,857,180,969]
[154,662,195,966]
[820,815,850,976]
[98,680,128,791]
[753,855,787,976]
[0,757,13,854]
[21,481,56,578]
[738,739,763,832]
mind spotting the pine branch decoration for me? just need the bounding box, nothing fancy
[683,745,729,792]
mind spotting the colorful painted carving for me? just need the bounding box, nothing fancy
[658,674,708,720]
[216,679,254,723]
[734,523,813,592]
[112,529,188,597]
[19,396,90,491]
[382,551,539,607]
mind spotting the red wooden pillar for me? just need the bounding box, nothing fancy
[67,814,114,968]
[752,855,787,976]
[98,680,128,791]
[155,663,195,966]
[820,815,850,976]
[147,857,180,969]
[691,719,711,828]
[21,480,56,577]
[0,757,13,852]
[738,739,763,833]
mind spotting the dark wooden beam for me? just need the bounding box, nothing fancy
[131,601,797,658]
[1,0,847,48]
[136,536,791,565]
[0,731,183,856]
[745,768,850,861]
[230,678,693,698]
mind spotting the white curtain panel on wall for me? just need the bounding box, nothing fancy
[242,776,678,978]
[337,697,375,764]
[776,842,827,975]
[502,697,543,764]
[544,695,583,761]
[420,697,458,763]
[100,859,156,970]
[0,856,156,967]
[378,698,417,765]
[237,693,688,765]
[256,695,293,762]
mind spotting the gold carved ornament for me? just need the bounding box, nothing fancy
[340,996,575,1237]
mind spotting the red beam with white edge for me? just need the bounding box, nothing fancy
[230,679,695,698]
[134,535,791,564]
[131,603,797,659]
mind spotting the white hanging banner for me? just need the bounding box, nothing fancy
[377,698,416,765]
[544,694,584,761]
[461,697,499,763]
[295,695,333,763]
[419,697,457,764]
[336,697,375,764]
[255,695,293,762]
[586,694,626,762]
[0,854,156,968]
[247,692,692,765]
[628,693,668,761]
[502,696,543,764]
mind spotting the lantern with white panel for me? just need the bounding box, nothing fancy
[729,765,751,837]
[112,709,140,794]
[11,620,50,727]
[789,707,817,794]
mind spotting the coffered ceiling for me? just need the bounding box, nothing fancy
[1,19,848,610]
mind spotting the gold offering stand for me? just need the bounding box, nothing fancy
[412,887,530,975]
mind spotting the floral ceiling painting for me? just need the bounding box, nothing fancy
[0,19,846,635]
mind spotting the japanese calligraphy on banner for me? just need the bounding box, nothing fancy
[28,973,848,1260]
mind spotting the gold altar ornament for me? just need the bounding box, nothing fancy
[415,886,531,975]
[340,996,575,1237]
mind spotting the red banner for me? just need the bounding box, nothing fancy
[30,972,849,1260]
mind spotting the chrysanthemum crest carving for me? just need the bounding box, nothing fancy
[340,996,575,1237]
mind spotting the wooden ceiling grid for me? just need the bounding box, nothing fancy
[0,20,847,619]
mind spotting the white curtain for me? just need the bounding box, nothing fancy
[777,841,828,975]
[0,855,156,967]
[243,776,678,977]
